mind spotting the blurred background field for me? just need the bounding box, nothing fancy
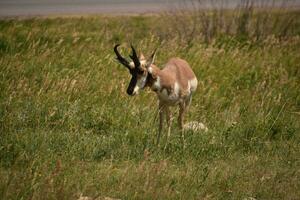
[1,1,300,199]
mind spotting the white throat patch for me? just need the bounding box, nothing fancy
[152,76,161,91]
[133,75,147,94]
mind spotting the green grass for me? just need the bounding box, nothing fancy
[0,14,300,199]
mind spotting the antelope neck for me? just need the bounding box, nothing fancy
[145,65,161,92]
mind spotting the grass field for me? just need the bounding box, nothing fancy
[1,11,300,199]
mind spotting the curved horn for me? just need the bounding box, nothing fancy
[114,44,131,70]
[129,45,141,69]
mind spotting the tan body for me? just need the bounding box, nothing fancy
[147,58,198,144]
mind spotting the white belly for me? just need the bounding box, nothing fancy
[153,77,197,105]
[157,88,180,105]
[157,82,191,105]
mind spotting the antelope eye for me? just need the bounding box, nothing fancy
[138,69,144,75]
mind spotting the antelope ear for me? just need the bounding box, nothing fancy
[139,53,145,60]
[147,65,157,79]
[147,48,157,67]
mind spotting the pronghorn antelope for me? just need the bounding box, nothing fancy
[114,44,198,145]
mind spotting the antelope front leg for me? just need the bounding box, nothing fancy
[157,102,165,145]
[178,102,187,147]
[164,106,172,150]
[178,97,191,130]
[166,107,171,138]
[178,103,186,130]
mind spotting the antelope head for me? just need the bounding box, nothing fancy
[114,44,156,96]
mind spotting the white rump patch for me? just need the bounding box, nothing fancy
[184,121,208,132]
[189,78,198,92]
[174,82,180,96]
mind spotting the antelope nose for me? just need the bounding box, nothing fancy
[127,87,134,96]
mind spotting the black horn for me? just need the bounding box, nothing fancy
[114,44,131,70]
[129,45,141,69]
